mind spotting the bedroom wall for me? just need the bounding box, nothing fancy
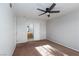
[46,8,79,51]
[16,17,46,43]
[0,3,16,55]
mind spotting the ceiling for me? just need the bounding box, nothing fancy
[12,3,79,20]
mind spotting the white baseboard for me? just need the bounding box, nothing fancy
[11,44,16,56]
[16,39,46,44]
[47,39,79,52]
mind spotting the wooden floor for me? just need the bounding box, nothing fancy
[13,40,79,56]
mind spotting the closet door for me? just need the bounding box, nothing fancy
[34,23,40,40]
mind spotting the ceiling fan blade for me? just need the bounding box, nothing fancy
[39,12,46,16]
[49,3,56,11]
[37,8,45,12]
[50,11,60,13]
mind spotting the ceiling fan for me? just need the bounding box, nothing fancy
[37,3,60,17]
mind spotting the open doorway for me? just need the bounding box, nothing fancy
[27,24,34,41]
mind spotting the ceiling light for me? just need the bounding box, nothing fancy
[46,12,50,15]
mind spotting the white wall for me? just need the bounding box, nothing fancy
[46,8,79,52]
[16,17,46,43]
[0,3,16,55]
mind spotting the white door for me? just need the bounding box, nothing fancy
[34,23,40,40]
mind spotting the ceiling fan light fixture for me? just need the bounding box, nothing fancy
[46,12,50,15]
[47,14,50,17]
